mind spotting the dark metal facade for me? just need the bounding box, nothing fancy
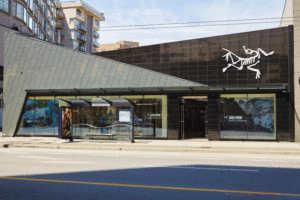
[95,26,294,141]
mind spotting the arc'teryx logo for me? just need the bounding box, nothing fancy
[222,46,274,79]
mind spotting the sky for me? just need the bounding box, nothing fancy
[63,0,287,46]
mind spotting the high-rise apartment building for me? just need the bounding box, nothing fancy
[0,0,105,129]
[0,0,105,64]
[0,0,61,65]
[58,0,105,53]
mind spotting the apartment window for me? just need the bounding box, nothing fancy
[70,18,79,25]
[26,13,33,30]
[12,2,27,22]
[70,30,81,37]
[39,0,44,10]
[76,9,82,16]
[34,23,38,35]
[29,0,33,10]
[38,31,45,40]
[16,3,24,19]
[69,40,79,47]
[33,1,38,18]
[43,4,47,14]
[0,0,10,13]
[95,20,99,27]
[38,11,44,26]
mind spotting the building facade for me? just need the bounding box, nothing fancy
[3,25,295,141]
[279,0,300,142]
[59,0,104,53]
[97,41,139,52]
[95,26,294,141]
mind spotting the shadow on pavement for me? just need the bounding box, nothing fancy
[1,164,300,199]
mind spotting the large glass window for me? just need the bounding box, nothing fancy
[17,97,59,136]
[16,96,167,139]
[131,98,163,137]
[0,0,10,13]
[220,94,276,140]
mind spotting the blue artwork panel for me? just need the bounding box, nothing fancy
[17,99,59,136]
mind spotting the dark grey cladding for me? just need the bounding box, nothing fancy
[3,33,204,137]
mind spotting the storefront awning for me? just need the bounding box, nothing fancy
[26,84,289,96]
[60,99,90,107]
[60,98,135,107]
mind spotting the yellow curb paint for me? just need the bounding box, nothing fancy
[0,177,299,197]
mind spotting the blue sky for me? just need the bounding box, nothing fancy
[64,0,287,46]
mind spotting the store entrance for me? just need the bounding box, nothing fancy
[182,96,207,139]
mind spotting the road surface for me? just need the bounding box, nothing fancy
[1,148,300,199]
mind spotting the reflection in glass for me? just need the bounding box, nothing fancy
[132,98,162,137]
[18,99,36,135]
[220,94,276,140]
[16,96,166,139]
[72,106,132,140]
[17,98,59,136]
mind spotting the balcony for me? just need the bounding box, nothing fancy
[76,12,85,22]
[94,22,100,31]
[61,0,105,21]
[79,45,86,52]
[56,10,64,19]
[56,21,64,29]
[70,44,80,50]
[76,23,87,32]
[93,31,99,38]
[76,34,87,42]
[93,40,99,47]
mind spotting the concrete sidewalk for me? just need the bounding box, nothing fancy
[1,136,300,155]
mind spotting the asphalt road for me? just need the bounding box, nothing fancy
[1,148,300,199]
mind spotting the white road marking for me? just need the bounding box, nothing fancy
[257,160,286,162]
[169,166,259,172]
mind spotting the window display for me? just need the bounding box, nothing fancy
[17,97,59,136]
[16,95,167,139]
[220,94,276,140]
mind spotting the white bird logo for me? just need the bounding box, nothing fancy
[222,46,274,79]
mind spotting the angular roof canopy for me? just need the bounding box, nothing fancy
[3,33,204,137]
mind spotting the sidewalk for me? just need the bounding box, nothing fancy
[1,136,300,155]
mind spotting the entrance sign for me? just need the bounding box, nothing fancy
[222,46,274,79]
[119,111,131,122]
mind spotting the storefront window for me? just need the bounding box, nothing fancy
[17,97,59,136]
[17,95,167,139]
[130,98,163,137]
[220,94,276,140]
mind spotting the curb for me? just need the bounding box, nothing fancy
[2,144,300,155]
